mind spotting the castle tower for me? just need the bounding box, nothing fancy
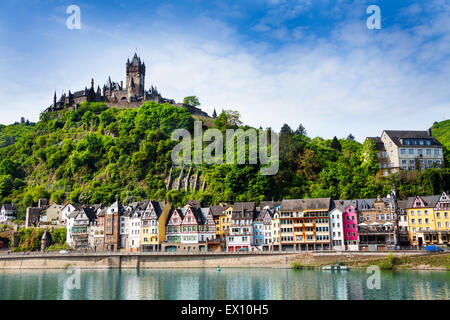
[126,53,145,99]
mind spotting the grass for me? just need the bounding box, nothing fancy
[291,262,318,270]
[358,252,450,270]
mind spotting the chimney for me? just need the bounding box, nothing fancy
[121,81,123,89]
[428,128,432,136]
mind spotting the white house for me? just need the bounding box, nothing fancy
[198,208,216,242]
[329,206,344,251]
[61,203,78,224]
[262,206,274,248]
[0,203,17,222]
[227,203,255,252]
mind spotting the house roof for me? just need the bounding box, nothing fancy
[383,130,442,147]
[209,205,226,217]
[2,203,17,211]
[396,200,410,210]
[281,198,331,211]
[259,201,282,210]
[231,202,255,212]
[410,195,441,208]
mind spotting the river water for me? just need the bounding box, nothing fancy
[0,268,448,300]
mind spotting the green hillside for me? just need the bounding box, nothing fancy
[0,101,449,220]
[431,119,450,164]
[0,122,36,148]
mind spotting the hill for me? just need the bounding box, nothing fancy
[431,119,450,164]
[0,122,36,148]
[0,102,449,219]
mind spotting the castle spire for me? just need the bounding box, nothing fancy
[53,91,57,104]
[91,78,94,89]
[212,108,217,118]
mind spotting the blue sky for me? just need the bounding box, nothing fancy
[0,0,449,141]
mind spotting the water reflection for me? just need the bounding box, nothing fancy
[0,268,448,300]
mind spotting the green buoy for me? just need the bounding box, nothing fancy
[217,265,221,272]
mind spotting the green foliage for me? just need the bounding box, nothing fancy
[213,110,243,130]
[431,120,450,166]
[0,102,449,208]
[0,122,35,148]
[183,96,200,107]
[51,227,67,245]
[377,252,395,270]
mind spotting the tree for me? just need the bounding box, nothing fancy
[331,136,342,152]
[183,96,200,107]
[280,124,293,135]
[294,124,307,136]
[0,175,14,197]
[347,133,355,141]
[213,110,242,129]
[360,139,379,174]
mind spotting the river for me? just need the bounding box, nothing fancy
[0,268,448,300]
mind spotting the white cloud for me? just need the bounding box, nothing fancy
[0,1,449,143]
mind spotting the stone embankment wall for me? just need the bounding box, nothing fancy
[0,251,424,270]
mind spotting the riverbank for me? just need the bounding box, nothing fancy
[291,252,450,271]
[0,250,431,270]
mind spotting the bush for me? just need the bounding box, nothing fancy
[45,243,69,252]
[377,252,394,270]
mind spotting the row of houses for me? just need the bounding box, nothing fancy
[3,191,449,252]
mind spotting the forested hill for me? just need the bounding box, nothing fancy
[0,101,449,220]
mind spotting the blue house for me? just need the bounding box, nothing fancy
[252,211,265,247]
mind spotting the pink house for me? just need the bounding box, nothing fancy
[343,204,359,250]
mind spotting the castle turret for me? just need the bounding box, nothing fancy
[126,52,145,99]
[212,108,217,118]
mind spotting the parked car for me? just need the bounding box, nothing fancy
[425,245,444,253]
[238,247,249,252]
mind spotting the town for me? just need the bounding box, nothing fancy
[0,127,448,254]
[1,191,449,253]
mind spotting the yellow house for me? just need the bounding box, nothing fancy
[140,201,171,252]
[407,195,440,246]
[430,192,450,244]
[45,203,64,224]
[215,205,233,241]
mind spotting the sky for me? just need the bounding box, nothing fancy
[0,0,449,141]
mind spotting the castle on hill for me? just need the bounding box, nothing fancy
[45,53,213,118]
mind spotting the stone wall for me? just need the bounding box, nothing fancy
[0,251,424,270]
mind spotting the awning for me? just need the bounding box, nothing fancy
[358,223,368,226]
[384,222,394,226]
[370,222,380,226]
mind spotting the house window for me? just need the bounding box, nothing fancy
[418,149,423,155]
[409,149,414,155]
[426,149,432,155]
[434,149,440,156]
[400,149,406,155]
